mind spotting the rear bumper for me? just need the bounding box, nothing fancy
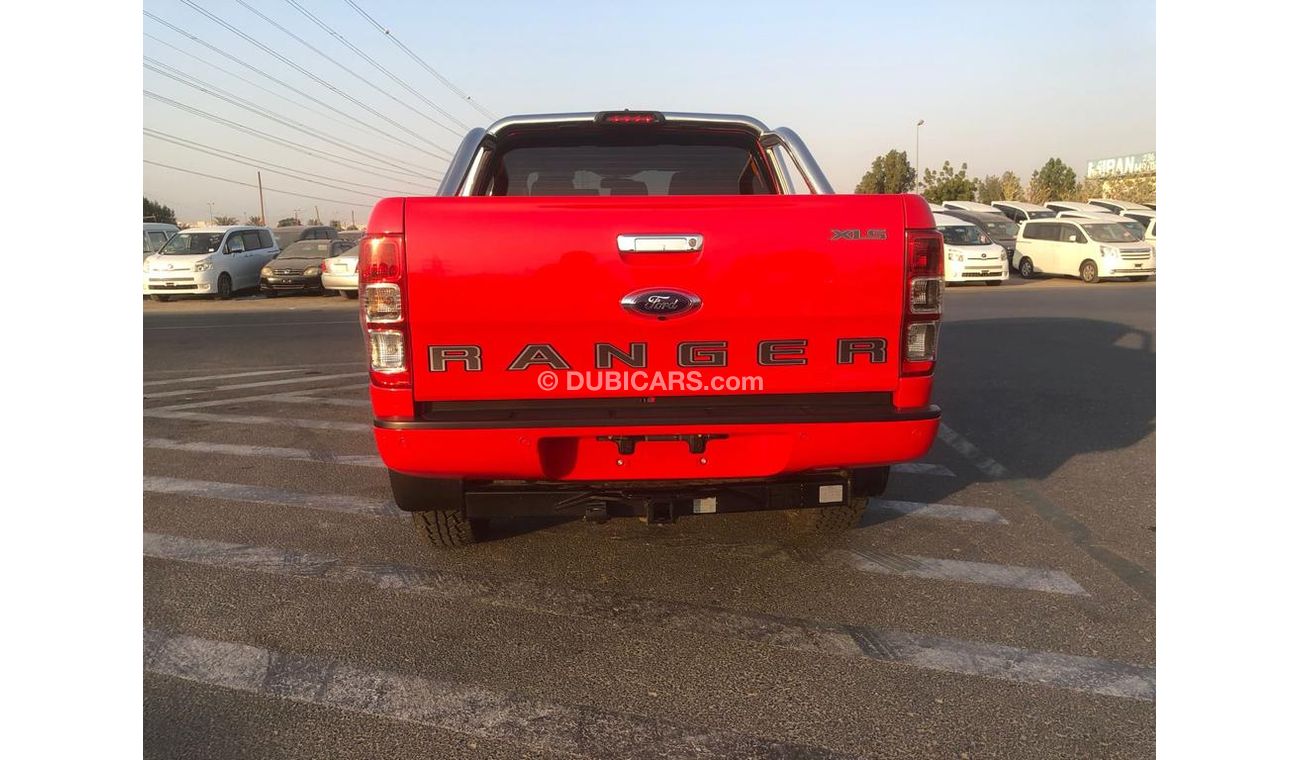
[320,271,358,290]
[374,411,940,481]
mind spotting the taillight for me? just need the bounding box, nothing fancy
[359,235,409,388]
[903,229,944,375]
[597,110,664,125]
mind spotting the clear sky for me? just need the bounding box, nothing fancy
[143,0,1155,225]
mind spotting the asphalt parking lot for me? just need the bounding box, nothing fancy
[143,278,1155,759]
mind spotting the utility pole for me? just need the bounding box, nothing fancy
[207,201,214,224]
[257,171,266,226]
[351,210,356,228]
[314,205,320,225]
[915,119,925,190]
[292,208,302,225]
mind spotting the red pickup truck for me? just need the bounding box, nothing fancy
[360,111,943,547]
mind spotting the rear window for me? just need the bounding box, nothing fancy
[1028,210,1055,219]
[481,127,775,196]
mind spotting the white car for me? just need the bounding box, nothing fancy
[934,213,1008,285]
[942,200,1003,215]
[143,225,280,301]
[1044,201,1111,215]
[143,222,178,259]
[990,201,1056,225]
[928,202,947,214]
[1053,210,1149,241]
[1088,198,1152,216]
[320,244,360,299]
[1013,218,1154,283]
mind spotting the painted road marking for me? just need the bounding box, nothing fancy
[937,423,1156,604]
[821,548,1086,595]
[872,499,1007,524]
[266,393,372,408]
[142,368,302,387]
[143,476,395,516]
[143,319,359,330]
[144,628,855,759]
[892,462,956,477]
[143,360,366,379]
[144,533,1153,700]
[146,384,363,412]
[143,409,370,432]
[145,372,367,399]
[144,438,383,468]
[142,477,1081,594]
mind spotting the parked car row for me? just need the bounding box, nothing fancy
[930,197,1156,284]
[142,223,361,301]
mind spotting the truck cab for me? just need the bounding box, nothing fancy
[360,111,944,546]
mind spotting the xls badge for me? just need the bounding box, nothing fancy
[621,288,702,320]
[830,228,887,241]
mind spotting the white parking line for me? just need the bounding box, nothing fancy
[144,476,395,516]
[144,319,358,330]
[145,372,367,399]
[143,409,370,432]
[146,384,365,412]
[892,462,956,477]
[144,438,383,468]
[142,368,303,387]
[144,629,856,759]
[821,548,1086,595]
[144,533,1154,700]
[265,394,372,408]
[142,475,1080,594]
[872,499,1007,524]
[143,361,366,379]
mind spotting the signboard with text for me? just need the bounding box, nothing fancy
[1086,152,1156,178]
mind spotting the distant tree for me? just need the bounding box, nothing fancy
[854,149,916,194]
[329,219,343,229]
[1028,158,1079,204]
[919,161,976,203]
[975,175,1004,204]
[999,171,1025,202]
[143,197,176,225]
[277,217,301,227]
[246,215,264,226]
[346,224,360,231]
[213,215,238,225]
[307,218,322,226]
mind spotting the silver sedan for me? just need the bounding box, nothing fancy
[321,249,359,299]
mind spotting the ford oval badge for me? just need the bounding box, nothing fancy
[621,288,701,320]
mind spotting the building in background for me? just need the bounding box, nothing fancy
[1085,151,1156,203]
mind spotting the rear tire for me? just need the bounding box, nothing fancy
[786,496,867,534]
[1080,260,1101,284]
[216,273,233,299]
[1017,258,1035,278]
[411,509,485,548]
[344,290,359,300]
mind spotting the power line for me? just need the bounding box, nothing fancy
[345,0,495,121]
[144,91,442,191]
[144,159,376,208]
[145,131,388,199]
[278,0,468,132]
[144,60,431,178]
[144,31,372,142]
[176,0,458,158]
[143,127,438,195]
[233,0,461,140]
[143,14,448,160]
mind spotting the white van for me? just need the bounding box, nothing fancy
[1044,201,1110,215]
[942,200,1004,215]
[143,222,178,258]
[990,201,1056,225]
[1054,210,1149,241]
[934,213,1008,285]
[1088,198,1152,216]
[143,225,280,301]
[1014,218,1154,283]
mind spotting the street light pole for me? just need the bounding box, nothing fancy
[207,201,214,224]
[915,119,925,190]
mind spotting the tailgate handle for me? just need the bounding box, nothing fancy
[616,234,704,253]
